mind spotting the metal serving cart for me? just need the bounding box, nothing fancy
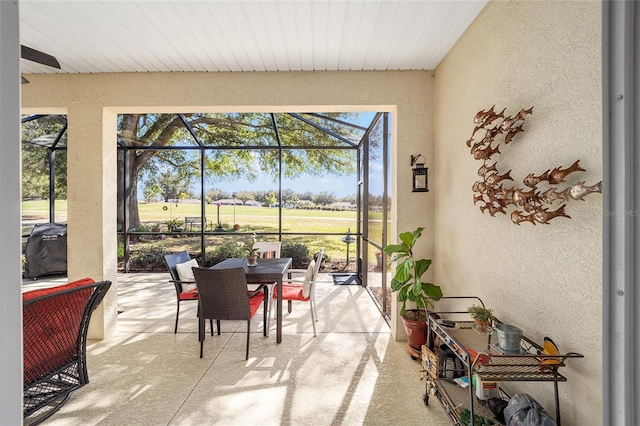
[421,297,583,426]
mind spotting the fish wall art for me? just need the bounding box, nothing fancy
[467,106,602,225]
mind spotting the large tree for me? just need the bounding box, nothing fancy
[117,112,364,229]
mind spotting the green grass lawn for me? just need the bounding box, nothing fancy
[22,199,384,262]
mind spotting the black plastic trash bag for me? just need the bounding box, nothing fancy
[503,393,556,426]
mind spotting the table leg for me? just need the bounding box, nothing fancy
[277,277,282,343]
[264,284,270,338]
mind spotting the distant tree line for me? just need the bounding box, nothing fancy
[143,184,358,207]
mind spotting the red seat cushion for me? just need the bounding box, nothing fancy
[22,277,95,302]
[248,292,265,317]
[273,283,309,301]
[23,278,97,385]
[179,289,199,300]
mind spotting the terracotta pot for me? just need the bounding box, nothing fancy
[247,255,258,266]
[474,319,489,333]
[401,310,428,352]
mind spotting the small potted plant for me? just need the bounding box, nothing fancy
[467,304,493,333]
[383,227,442,352]
[242,234,260,266]
[150,223,163,239]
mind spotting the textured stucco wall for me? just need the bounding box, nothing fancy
[21,70,434,338]
[434,1,602,424]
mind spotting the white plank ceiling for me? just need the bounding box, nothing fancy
[20,0,488,75]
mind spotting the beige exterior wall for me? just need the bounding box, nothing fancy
[434,1,602,424]
[21,70,435,338]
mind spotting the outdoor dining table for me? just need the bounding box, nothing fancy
[210,257,292,343]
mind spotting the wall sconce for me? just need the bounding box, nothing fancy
[411,154,429,192]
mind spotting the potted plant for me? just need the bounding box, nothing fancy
[150,223,163,239]
[242,234,260,266]
[467,304,493,333]
[383,227,442,352]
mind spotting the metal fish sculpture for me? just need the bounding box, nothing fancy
[523,200,542,212]
[498,192,516,207]
[473,143,501,161]
[467,106,601,225]
[472,181,487,193]
[512,188,538,206]
[504,122,524,145]
[485,184,504,199]
[538,187,571,204]
[511,210,536,226]
[533,205,571,224]
[485,170,513,186]
[568,180,603,200]
[470,139,487,154]
[487,203,506,216]
[548,160,585,185]
[484,126,504,142]
[478,162,499,177]
[523,170,551,188]
[474,106,496,124]
[480,202,503,216]
[500,107,533,132]
[474,106,506,125]
[472,107,506,135]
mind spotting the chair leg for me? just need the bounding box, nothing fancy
[310,300,317,337]
[210,319,214,336]
[288,300,292,313]
[311,298,318,322]
[246,320,251,360]
[263,286,269,337]
[271,294,276,320]
[217,320,221,335]
[199,316,205,358]
[175,301,180,334]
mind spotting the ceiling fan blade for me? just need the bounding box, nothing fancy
[21,45,61,69]
[22,75,30,84]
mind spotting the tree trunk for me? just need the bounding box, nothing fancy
[117,150,141,230]
[128,154,141,229]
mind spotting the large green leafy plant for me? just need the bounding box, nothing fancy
[383,227,442,316]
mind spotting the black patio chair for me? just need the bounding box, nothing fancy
[163,251,216,334]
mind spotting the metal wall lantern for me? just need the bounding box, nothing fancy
[411,154,429,192]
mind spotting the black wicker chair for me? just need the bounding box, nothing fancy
[23,278,111,425]
[192,267,268,360]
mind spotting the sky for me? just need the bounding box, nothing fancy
[208,112,383,198]
[139,111,387,200]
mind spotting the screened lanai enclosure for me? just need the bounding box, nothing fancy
[21,112,393,317]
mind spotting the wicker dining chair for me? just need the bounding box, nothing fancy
[163,251,215,334]
[192,267,268,360]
